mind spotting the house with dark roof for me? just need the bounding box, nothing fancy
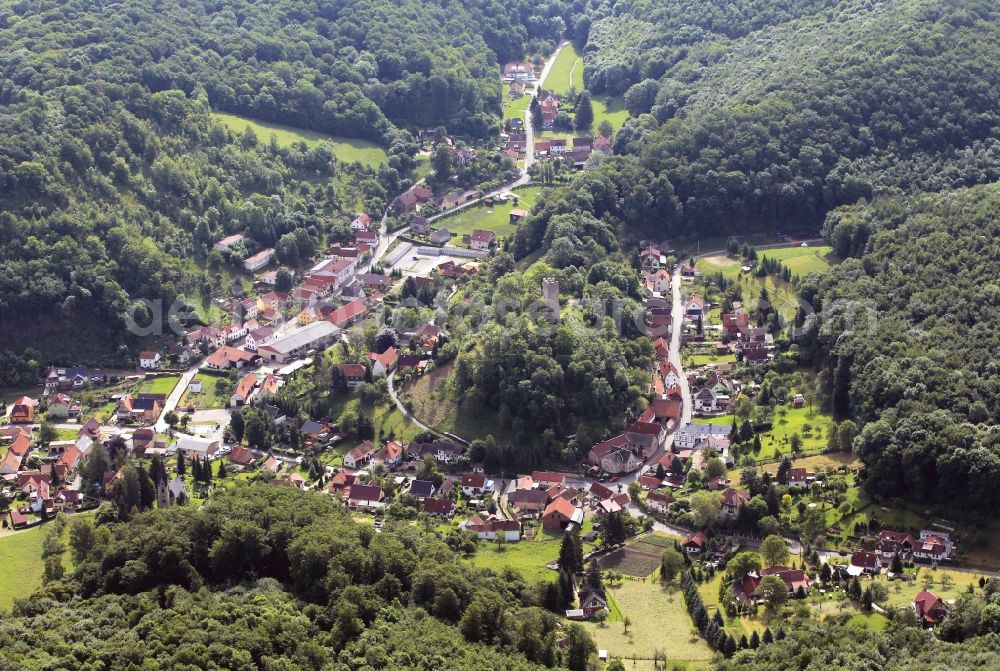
[346,483,384,510]
[408,479,436,501]
[423,498,455,517]
[508,488,549,518]
[849,550,882,575]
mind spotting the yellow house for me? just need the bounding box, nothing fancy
[296,307,319,325]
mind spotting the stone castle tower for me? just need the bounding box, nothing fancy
[542,278,559,322]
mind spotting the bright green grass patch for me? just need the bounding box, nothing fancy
[687,352,737,366]
[580,580,714,662]
[591,95,629,133]
[137,376,180,396]
[695,404,833,461]
[432,186,542,245]
[0,526,46,611]
[467,527,561,583]
[848,613,889,631]
[761,245,837,276]
[211,111,387,166]
[503,83,532,121]
[542,43,583,96]
[179,372,231,410]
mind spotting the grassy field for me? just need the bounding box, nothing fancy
[761,245,839,276]
[400,362,512,444]
[211,111,387,166]
[696,404,833,462]
[179,372,231,410]
[580,580,715,665]
[540,43,628,134]
[467,526,562,583]
[698,572,766,639]
[503,83,531,121]
[686,351,737,367]
[136,375,180,396]
[432,187,542,245]
[0,525,47,610]
[542,43,584,96]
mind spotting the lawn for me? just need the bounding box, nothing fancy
[179,372,231,410]
[686,351,737,367]
[211,111,388,166]
[697,404,833,462]
[467,526,562,583]
[432,187,542,245]
[0,525,47,611]
[503,83,531,121]
[542,43,584,96]
[698,572,765,639]
[761,245,838,277]
[136,375,180,396]
[591,95,629,133]
[580,580,715,664]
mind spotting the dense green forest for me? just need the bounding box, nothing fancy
[0,0,568,139]
[2,486,592,670]
[722,620,1000,671]
[579,0,1000,236]
[795,183,1000,511]
[0,0,572,373]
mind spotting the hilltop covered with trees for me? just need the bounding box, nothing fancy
[579,0,1000,236]
[2,485,594,670]
[796,183,1000,511]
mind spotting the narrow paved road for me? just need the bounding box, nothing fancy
[669,262,692,428]
[370,44,568,268]
[154,366,200,432]
[385,371,432,434]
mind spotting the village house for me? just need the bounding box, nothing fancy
[640,245,666,271]
[244,248,276,272]
[204,345,258,370]
[786,467,815,489]
[721,487,750,520]
[722,312,751,338]
[423,498,455,517]
[187,325,224,349]
[376,440,404,469]
[230,373,258,407]
[343,441,376,469]
[464,514,522,541]
[685,295,705,319]
[409,216,431,235]
[849,550,883,575]
[469,229,496,251]
[913,589,949,626]
[44,366,93,393]
[503,61,535,81]
[428,228,452,246]
[327,298,366,329]
[673,422,730,449]
[245,325,277,351]
[532,471,566,489]
[567,585,608,619]
[914,529,954,562]
[683,531,707,554]
[229,445,255,470]
[345,483,384,511]
[335,363,367,388]
[350,213,372,230]
[593,135,612,152]
[646,490,675,513]
[46,393,80,419]
[588,434,643,474]
[461,473,494,497]
[408,479,436,501]
[508,488,549,518]
[541,497,584,531]
[371,347,398,377]
[176,436,220,459]
[10,396,39,423]
[214,232,245,252]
